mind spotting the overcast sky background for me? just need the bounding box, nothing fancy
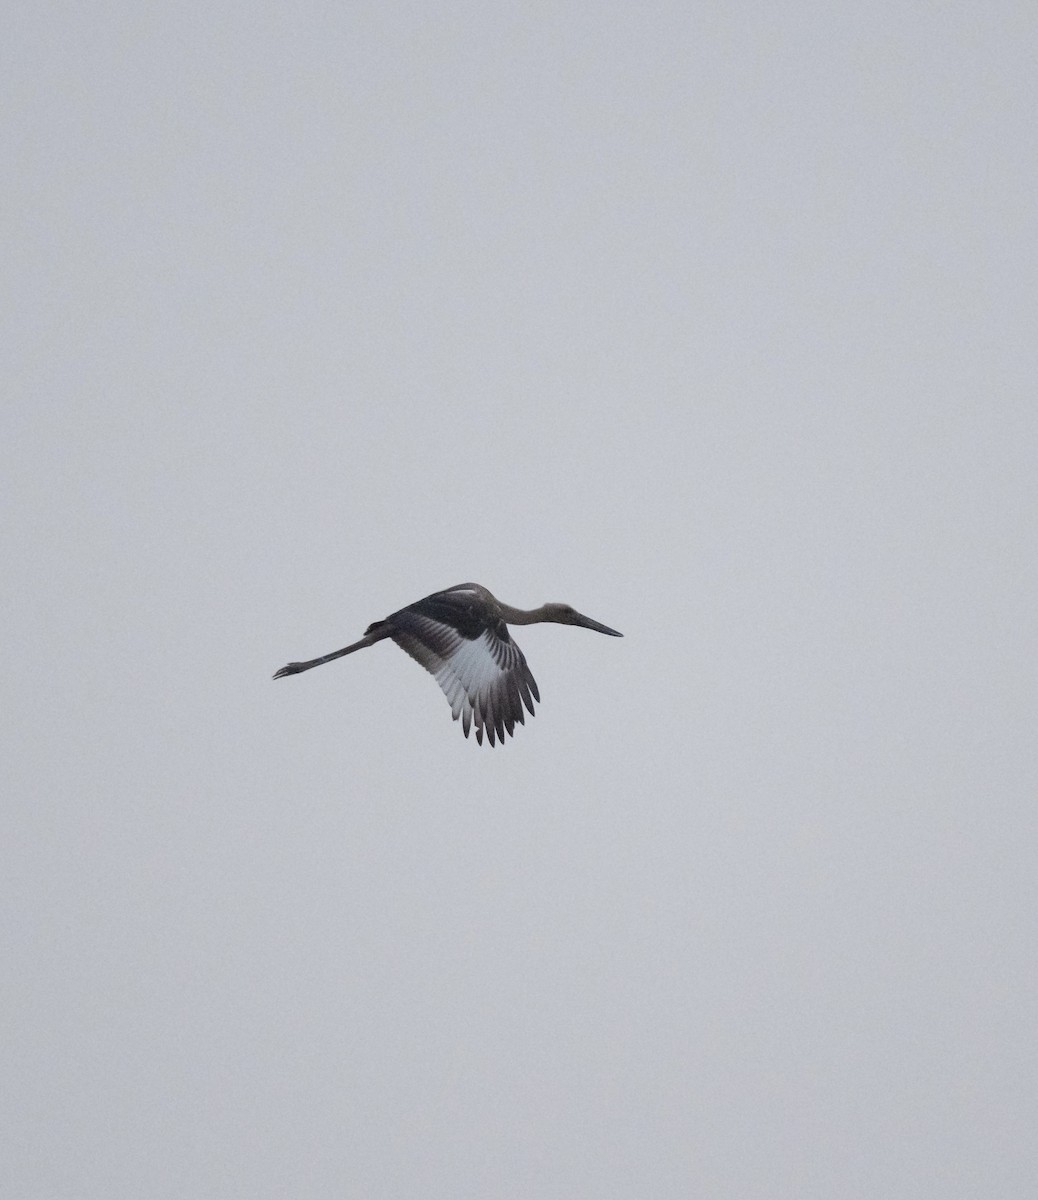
[4,2,1036,1196]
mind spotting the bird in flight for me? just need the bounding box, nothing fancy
[273,582,622,745]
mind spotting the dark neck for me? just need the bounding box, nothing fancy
[498,602,554,626]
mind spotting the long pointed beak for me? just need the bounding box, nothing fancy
[572,612,623,637]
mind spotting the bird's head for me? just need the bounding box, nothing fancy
[541,603,623,636]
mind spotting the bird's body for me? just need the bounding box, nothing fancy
[273,582,622,745]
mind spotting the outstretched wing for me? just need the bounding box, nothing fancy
[385,595,539,746]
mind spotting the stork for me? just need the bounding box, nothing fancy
[273,582,622,745]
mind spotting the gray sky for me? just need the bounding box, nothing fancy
[4,2,1036,1196]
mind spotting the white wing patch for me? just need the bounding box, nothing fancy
[390,616,538,746]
